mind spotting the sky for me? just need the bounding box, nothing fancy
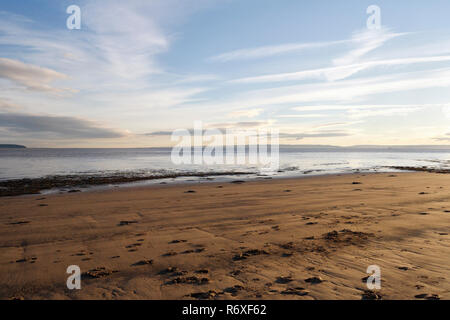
[0,0,450,147]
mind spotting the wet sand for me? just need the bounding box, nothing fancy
[0,172,449,300]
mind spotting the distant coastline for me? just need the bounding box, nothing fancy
[0,144,26,149]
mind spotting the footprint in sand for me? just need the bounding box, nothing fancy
[305,276,324,284]
[362,290,382,300]
[131,259,153,266]
[275,276,293,284]
[195,269,209,274]
[166,276,209,285]
[72,252,86,257]
[233,249,269,261]
[169,239,187,244]
[162,251,178,257]
[282,252,293,257]
[126,243,142,249]
[281,287,309,296]
[159,267,181,275]
[279,242,294,249]
[118,220,138,226]
[16,257,37,263]
[181,248,206,254]
[82,267,118,279]
[223,285,244,296]
[190,291,218,300]
[415,293,440,300]
[7,221,30,225]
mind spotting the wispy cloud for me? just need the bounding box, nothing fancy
[0,58,71,93]
[227,108,263,118]
[0,98,22,111]
[231,55,450,84]
[433,132,450,142]
[0,112,126,139]
[278,131,350,140]
[210,27,403,66]
[209,40,347,62]
[207,121,274,129]
[82,1,169,79]
[216,68,450,110]
[292,103,450,112]
[347,106,421,119]
[227,28,410,84]
[277,114,328,118]
[290,103,446,120]
[332,28,404,66]
[145,120,274,137]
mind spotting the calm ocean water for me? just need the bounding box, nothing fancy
[0,147,449,182]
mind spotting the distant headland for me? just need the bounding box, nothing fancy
[0,144,26,149]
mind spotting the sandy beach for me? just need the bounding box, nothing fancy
[0,172,449,300]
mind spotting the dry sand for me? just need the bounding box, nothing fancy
[0,172,449,300]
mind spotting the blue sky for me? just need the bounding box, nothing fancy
[0,0,450,147]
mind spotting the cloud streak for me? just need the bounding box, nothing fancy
[214,68,450,111]
[0,112,126,139]
[231,55,450,84]
[278,131,350,140]
[0,58,70,93]
[332,28,404,66]
[209,40,347,62]
[227,108,263,119]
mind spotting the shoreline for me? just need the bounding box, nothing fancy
[0,171,449,300]
[1,165,448,198]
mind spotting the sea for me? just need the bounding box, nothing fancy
[0,147,449,187]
